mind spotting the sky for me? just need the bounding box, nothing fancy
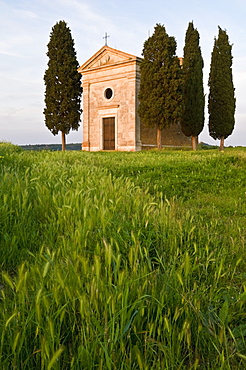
[0,0,245,147]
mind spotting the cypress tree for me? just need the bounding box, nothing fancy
[138,24,183,150]
[208,27,236,151]
[44,21,82,151]
[181,22,205,150]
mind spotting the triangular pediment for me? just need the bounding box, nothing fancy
[78,46,139,73]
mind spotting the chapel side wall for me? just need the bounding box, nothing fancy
[135,62,191,149]
[140,123,192,149]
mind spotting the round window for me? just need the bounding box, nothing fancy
[104,88,113,100]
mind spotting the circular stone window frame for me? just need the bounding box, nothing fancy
[104,87,114,101]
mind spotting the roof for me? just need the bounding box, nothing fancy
[78,45,142,73]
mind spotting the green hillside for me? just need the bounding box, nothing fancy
[0,143,245,369]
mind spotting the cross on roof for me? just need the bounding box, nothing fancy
[103,32,110,46]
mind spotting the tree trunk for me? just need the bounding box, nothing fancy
[191,136,197,151]
[157,127,162,150]
[61,132,66,151]
[220,136,225,151]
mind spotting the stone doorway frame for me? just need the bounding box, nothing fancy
[99,108,118,150]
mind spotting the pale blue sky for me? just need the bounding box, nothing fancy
[0,0,245,146]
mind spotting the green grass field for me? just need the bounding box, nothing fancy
[0,143,246,369]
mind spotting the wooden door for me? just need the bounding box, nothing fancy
[103,117,115,150]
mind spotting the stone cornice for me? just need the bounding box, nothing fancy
[97,105,120,110]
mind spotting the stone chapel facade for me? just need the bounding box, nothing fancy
[78,45,191,151]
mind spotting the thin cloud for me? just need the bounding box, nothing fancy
[15,9,39,19]
[0,50,24,57]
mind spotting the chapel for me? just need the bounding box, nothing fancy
[78,45,191,151]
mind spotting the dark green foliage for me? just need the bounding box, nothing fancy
[181,22,205,142]
[208,27,236,142]
[44,21,82,141]
[138,24,183,147]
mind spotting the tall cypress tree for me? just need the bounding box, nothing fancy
[138,24,183,150]
[44,21,82,151]
[181,22,205,150]
[208,27,236,151]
